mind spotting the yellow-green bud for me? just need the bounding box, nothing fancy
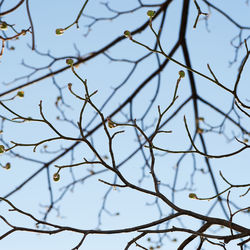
[124,30,132,39]
[0,22,8,30]
[17,91,24,98]
[56,28,64,35]
[0,145,5,154]
[197,128,204,134]
[107,117,116,128]
[189,193,198,199]
[66,59,74,65]
[5,162,11,170]
[53,173,60,182]
[179,70,185,78]
[147,10,155,18]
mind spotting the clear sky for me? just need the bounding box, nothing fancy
[0,0,249,250]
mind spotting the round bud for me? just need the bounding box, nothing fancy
[179,70,185,78]
[53,173,60,182]
[17,91,24,98]
[66,59,74,65]
[147,10,155,18]
[107,117,116,128]
[0,22,8,31]
[108,121,115,128]
[197,128,204,134]
[124,30,132,39]
[0,145,5,154]
[5,163,11,170]
[189,193,198,199]
[56,28,64,35]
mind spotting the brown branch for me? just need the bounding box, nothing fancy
[0,0,25,16]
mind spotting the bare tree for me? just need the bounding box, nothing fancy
[0,0,250,249]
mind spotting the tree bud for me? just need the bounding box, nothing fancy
[17,91,24,98]
[5,162,11,170]
[66,59,74,65]
[56,28,64,35]
[124,30,132,39]
[0,22,8,31]
[179,70,185,78]
[53,173,60,182]
[189,193,198,199]
[147,10,155,18]
[0,145,5,154]
[107,117,116,128]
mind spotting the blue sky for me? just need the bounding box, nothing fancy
[0,0,250,249]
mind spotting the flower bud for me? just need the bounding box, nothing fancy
[107,117,116,128]
[53,173,60,182]
[124,30,132,39]
[66,59,74,65]
[17,91,24,98]
[0,145,5,154]
[189,193,198,199]
[56,28,64,35]
[197,128,204,134]
[147,10,155,18]
[5,162,11,170]
[179,70,185,78]
[0,22,8,31]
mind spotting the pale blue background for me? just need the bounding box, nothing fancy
[0,0,249,249]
